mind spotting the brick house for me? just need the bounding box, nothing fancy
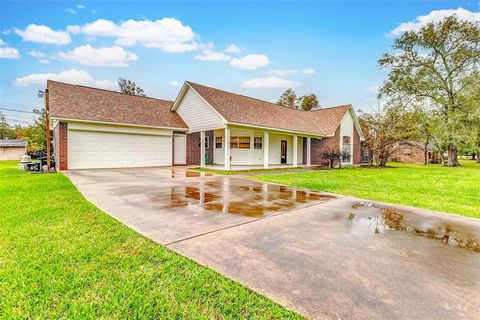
[49,80,364,170]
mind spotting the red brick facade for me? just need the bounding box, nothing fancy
[311,126,341,165]
[310,126,362,166]
[353,126,361,165]
[54,122,68,171]
[186,131,214,165]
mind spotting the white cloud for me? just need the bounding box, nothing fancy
[302,68,315,74]
[267,69,298,76]
[230,54,270,70]
[76,4,86,9]
[390,8,480,36]
[0,38,5,46]
[68,18,197,53]
[65,8,76,14]
[39,59,50,64]
[15,24,71,45]
[0,46,20,59]
[241,76,300,89]
[57,44,138,67]
[171,80,179,86]
[14,69,115,89]
[367,86,379,94]
[29,50,46,58]
[224,43,242,53]
[194,50,231,61]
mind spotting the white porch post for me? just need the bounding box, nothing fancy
[263,131,269,168]
[293,135,298,167]
[306,137,311,166]
[224,127,231,170]
[200,131,206,168]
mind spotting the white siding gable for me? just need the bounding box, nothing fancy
[175,86,226,132]
[340,110,354,164]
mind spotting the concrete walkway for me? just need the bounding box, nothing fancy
[65,167,480,320]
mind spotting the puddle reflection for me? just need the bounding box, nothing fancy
[170,170,212,178]
[349,202,480,252]
[162,181,334,218]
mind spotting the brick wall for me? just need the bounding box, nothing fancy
[392,145,425,163]
[353,126,361,165]
[54,122,68,171]
[310,126,340,165]
[186,130,214,165]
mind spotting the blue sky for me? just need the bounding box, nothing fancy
[1,1,479,125]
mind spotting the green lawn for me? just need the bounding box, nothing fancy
[0,161,301,319]
[253,161,480,219]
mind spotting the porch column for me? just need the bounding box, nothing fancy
[306,137,311,166]
[263,131,269,168]
[224,127,231,170]
[293,135,298,167]
[200,131,206,168]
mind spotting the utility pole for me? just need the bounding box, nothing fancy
[45,89,50,173]
[38,89,50,173]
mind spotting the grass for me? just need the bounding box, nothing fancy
[253,160,480,219]
[0,161,302,319]
[191,166,308,175]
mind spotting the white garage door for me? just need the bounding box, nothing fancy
[69,130,172,169]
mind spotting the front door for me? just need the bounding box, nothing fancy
[281,140,287,164]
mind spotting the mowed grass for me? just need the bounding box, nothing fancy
[253,160,480,219]
[0,161,302,319]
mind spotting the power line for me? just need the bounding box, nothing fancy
[0,107,36,114]
[5,118,34,125]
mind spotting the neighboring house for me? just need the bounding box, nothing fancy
[48,80,364,170]
[0,139,28,160]
[391,141,438,164]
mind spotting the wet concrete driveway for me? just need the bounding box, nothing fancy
[66,167,480,320]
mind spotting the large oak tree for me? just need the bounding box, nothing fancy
[379,15,480,166]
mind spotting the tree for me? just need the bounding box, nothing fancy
[117,78,146,96]
[359,104,420,167]
[379,15,480,167]
[277,89,321,111]
[0,111,10,139]
[321,147,346,168]
[299,94,321,111]
[276,88,298,109]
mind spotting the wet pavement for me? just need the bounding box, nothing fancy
[66,167,480,320]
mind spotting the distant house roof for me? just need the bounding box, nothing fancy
[48,80,188,129]
[182,81,353,136]
[0,140,28,147]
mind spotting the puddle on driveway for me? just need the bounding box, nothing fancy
[349,202,480,252]
[170,170,212,178]
[144,179,335,218]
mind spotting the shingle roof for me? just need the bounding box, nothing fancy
[48,80,188,129]
[186,81,351,136]
[0,140,28,147]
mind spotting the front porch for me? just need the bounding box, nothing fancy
[197,124,317,171]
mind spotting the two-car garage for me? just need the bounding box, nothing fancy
[48,80,189,171]
[59,121,186,170]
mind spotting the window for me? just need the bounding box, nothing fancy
[230,136,251,149]
[342,135,351,163]
[198,136,209,149]
[254,136,262,149]
[215,136,223,149]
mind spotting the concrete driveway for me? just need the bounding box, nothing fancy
[66,167,480,320]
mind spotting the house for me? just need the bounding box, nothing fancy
[390,141,439,164]
[0,139,28,160]
[48,80,364,171]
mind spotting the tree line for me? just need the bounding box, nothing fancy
[359,15,479,167]
[276,16,479,168]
